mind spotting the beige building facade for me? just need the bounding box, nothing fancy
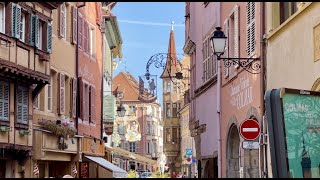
[0,2,60,178]
[265,2,319,178]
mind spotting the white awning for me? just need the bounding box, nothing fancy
[84,155,127,178]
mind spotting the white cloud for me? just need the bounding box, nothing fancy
[118,19,184,27]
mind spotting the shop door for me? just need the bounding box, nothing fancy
[0,160,5,178]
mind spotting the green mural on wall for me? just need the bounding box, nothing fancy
[283,93,320,178]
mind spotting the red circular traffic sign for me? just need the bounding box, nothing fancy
[239,119,260,140]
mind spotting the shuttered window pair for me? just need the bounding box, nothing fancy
[79,78,95,124]
[128,142,139,153]
[57,73,77,118]
[11,3,52,53]
[17,86,28,125]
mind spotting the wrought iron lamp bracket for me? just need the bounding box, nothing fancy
[217,56,261,74]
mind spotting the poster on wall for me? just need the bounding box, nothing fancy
[266,88,320,178]
[125,120,141,142]
[282,91,320,178]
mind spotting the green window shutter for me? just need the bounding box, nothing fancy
[11,3,16,37]
[0,82,9,121]
[17,86,28,124]
[35,16,39,48]
[15,4,21,39]
[30,15,39,47]
[47,22,52,53]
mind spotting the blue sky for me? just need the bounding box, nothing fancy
[112,2,185,105]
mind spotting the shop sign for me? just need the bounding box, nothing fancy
[103,95,115,123]
[104,122,114,135]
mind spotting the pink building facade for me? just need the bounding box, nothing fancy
[220,2,264,178]
[184,2,220,178]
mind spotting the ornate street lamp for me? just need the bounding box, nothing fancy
[210,27,261,74]
[116,104,126,117]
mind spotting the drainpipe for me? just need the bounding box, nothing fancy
[76,2,86,134]
[217,55,222,178]
[260,2,267,178]
[217,2,222,178]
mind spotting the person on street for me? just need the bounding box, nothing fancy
[171,172,177,178]
[182,172,187,178]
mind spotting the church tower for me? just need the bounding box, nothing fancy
[161,22,182,174]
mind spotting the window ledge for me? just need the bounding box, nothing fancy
[36,49,50,61]
[16,41,31,51]
[267,2,313,40]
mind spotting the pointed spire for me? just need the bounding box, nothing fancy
[171,21,174,31]
[160,21,178,79]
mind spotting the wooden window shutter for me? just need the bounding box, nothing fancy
[72,6,77,44]
[59,73,65,114]
[47,22,52,53]
[72,78,77,118]
[83,20,88,53]
[125,142,129,151]
[223,19,229,78]
[17,86,28,124]
[246,2,256,56]
[78,15,83,49]
[11,3,21,39]
[79,77,84,120]
[0,82,9,121]
[11,3,17,37]
[59,3,66,38]
[30,14,37,46]
[88,26,91,55]
[234,5,240,69]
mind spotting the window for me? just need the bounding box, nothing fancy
[147,141,151,154]
[166,128,171,142]
[153,142,157,154]
[166,103,171,118]
[129,142,136,153]
[47,77,52,111]
[0,3,4,33]
[246,2,256,56]
[84,84,89,121]
[17,86,28,125]
[0,81,9,122]
[37,20,43,50]
[166,82,171,93]
[147,122,151,135]
[202,35,216,82]
[19,12,26,42]
[172,128,178,143]
[172,103,177,118]
[280,2,298,24]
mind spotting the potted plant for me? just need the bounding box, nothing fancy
[18,129,31,136]
[0,126,11,133]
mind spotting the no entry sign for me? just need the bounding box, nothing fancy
[239,119,260,140]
